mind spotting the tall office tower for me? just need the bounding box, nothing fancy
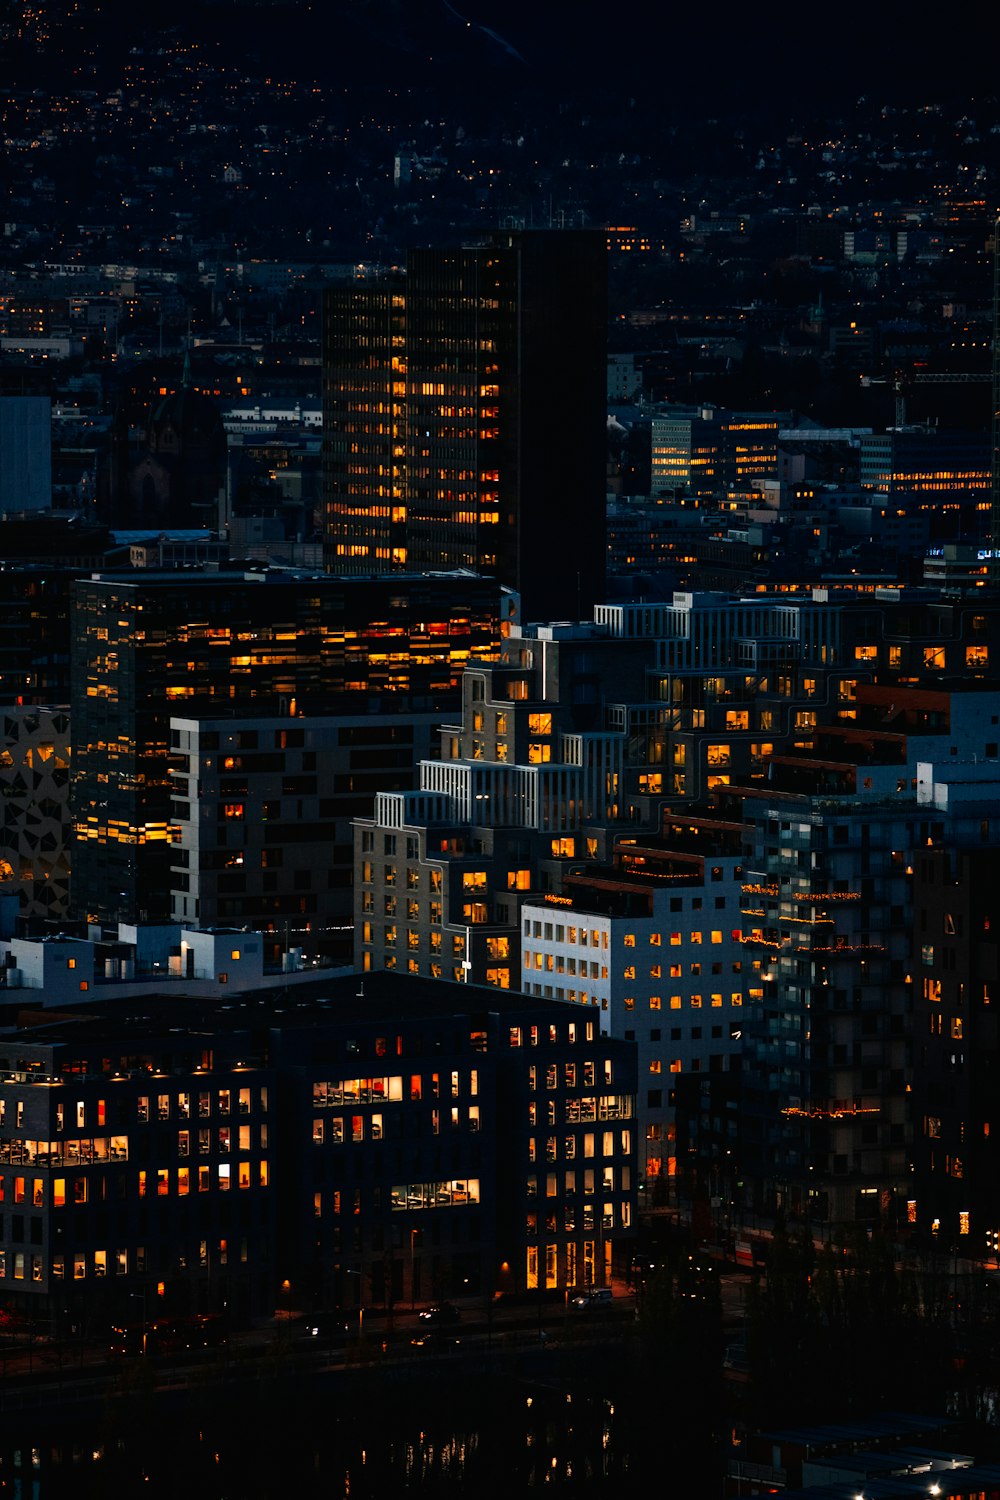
[323,231,608,621]
[0,397,51,515]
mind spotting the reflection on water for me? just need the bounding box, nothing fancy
[0,1355,721,1497]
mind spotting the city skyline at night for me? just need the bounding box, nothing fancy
[2,0,1000,1492]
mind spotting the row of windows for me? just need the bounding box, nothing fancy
[524,922,609,947]
[527,1165,629,1195]
[137,1162,267,1195]
[527,1203,628,1234]
[526,1097,632,1129]
[527,1060,610,1089]
[388,1179,479,1210]
[313,1072,478,1105]
[508,1022,596,1047]
[0,1136,127,1167]
[360,862,442,892]
[526,1240,609,1291]
[312,1108,480,1143]
[379,957,467,982]
[631,1024,728,1047]
[176,1126,265,1156]
[623,994,742,1011]
[0,1240,248,1281]
[522,982,607,1008]
[525,1127,631,1158]
[135,1088,261,1124]
[524,952,608,979]
[361,831,421,859]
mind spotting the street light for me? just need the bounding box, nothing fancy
[345,1268,364,1342]
[129,1291,147,1356]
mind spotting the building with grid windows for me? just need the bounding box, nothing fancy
[70,569,503,928]
[518,815,745,1193]
[323,230,607,621]
[0,972,636,1332]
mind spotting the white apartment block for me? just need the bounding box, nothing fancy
[520,852,746,1189]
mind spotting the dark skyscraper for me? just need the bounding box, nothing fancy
[323,230,607,621]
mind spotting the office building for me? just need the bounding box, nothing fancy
[70,569,503,928]
[0,398,51,515]
[323,231,607,621]
[519,815,746,1192]
[734,687,1000,1232]
[0,973,637,1331]
[909,760,1000,1251]
[353,617,662,988]
[650,406,786,500]
[168,711,439,958]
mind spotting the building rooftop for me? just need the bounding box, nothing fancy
[0,969,595,1051]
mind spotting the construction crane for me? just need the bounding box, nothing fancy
[860,370,990,428]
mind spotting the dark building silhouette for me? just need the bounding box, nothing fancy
[0,973,637,1331]
[323,230,607,621]
[912,842,1000,1249]
[109,356,228,530]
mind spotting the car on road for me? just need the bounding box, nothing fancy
[418,1302,461,1325]
[570,1287,614,1309]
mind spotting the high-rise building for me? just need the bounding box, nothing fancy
[323,231,607,621]
[0,397,51,514]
